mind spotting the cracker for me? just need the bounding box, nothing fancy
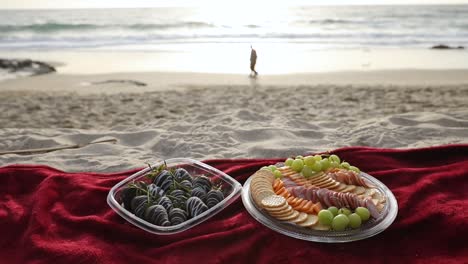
[252,190,275,206]
[307,173,328,184]
[297,214,318,227]
[323,181,341,190]
[268,205,292,216]
[377,203,385,212]
[261,195,286,208]
[311,222,331,231]
[264,202,289,212]
[252,186,274,195]
[353,186,366,195]
[275,210,299,221]
[280,169,296,177]
[252,169,275,183]
[332,183,348,192]
[341,184,356,193]
[251,180,273,189]
[364,188,376,197]
[289,212,308,224]
[372,191,386,204]
[314,178,335,188]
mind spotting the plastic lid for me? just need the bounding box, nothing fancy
[107,158,242,235]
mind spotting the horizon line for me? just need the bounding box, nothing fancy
[1,3,468,10]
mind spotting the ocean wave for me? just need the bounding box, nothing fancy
[128,22,214,30]
[4,31,465,41]
[1,33,466,50]
[0,21,214,33]
[308,18,367,25]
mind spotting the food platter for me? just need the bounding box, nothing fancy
[241,158,398,243]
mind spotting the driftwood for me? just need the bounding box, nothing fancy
[0,138,117,156]
[91,80,147,86]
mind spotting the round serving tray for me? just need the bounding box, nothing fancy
[241,171,398,243]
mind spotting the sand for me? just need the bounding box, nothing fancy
[1,70,468,172]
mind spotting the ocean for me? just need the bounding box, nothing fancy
[1,5,467,51]
[1,4,468,77]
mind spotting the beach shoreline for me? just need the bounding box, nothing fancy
[2,69,468,95]
[2,48,468,77]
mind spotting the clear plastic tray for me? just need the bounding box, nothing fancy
[107,158,242,235]
[241,171,398,243]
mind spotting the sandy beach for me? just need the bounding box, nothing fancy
[1,70,467,172]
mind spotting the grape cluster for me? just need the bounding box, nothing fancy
[284,154,360,178]
[318,206,370,231]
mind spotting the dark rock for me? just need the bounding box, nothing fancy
[0,58,56,75]
[431,44,465,50]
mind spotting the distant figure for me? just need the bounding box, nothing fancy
[250,46,258,76]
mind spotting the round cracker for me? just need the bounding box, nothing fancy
[267,205,293,216]
[297,214,319,227]
[289,212,308,224]
[309,175,332,186]
[261,195,286,208]
[318,179,341,189]
[325,181,342,191]
[275,210,299,221]
[264,202,289,212]
[252,190,275,206]
[252,169,275,182]
[251,182,274,191]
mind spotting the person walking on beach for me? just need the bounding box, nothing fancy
[250,46,258,76]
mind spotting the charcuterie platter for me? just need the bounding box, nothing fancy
[241,154,398,242]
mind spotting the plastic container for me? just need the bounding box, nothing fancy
[107,158,242,235]
[241,171,398,243]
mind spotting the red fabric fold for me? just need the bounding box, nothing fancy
[1,145,467,264]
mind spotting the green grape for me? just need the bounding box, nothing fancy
[320,158,331,171]
[340,162,351,169]
[296,155,304,160]
[338,208,352,216]
[268,165,277,172]
[304,156,316,167]
[291,159,304,172]
[330,161,340,168]
[301,165,314,178]
[355,207,370,221]
[313,155,322,161]
[318,210,334,226]
[327,206,339,216]
[332,214,350,231]
[329,154,341,164]
[348,213,362,228]
[349,166,360,173]
[285,158,294,167]
[273,170,283,179]
[310,161,322,172]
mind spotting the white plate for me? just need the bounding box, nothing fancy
[241,171,398,243]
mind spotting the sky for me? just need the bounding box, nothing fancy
[1,0,467,9]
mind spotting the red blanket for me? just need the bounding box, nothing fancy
[1,145,467,264]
